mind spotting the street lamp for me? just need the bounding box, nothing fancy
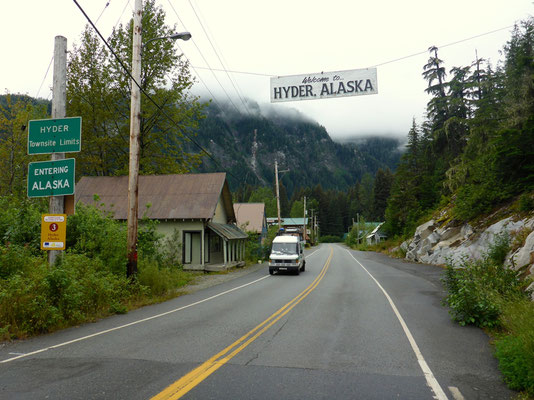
[126,0,192,278]
[141,31,192,54]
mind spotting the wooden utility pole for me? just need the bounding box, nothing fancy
[303,196,306,242]
[310,209,314,244]
[126,0,142,278]
[48,35,67,266]
[275,160,281,230]
[274,160,289,231]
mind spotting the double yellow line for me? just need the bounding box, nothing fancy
[152,247,334,400]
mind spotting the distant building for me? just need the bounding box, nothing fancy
[366,222,388,244]
[266,217,309,241]
[75,173,247,271]
[233,203,268,243]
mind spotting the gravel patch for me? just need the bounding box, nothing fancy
[181,262,266,294]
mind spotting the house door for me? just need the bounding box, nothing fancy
[183,231,201,265]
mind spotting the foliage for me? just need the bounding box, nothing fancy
[155,228,183,269]
[193,101,402,194]
[0,94,48,197]
[137,260,195,297]
[384,18,534,236]
[0,254,137,338]
[66,0,205,176]
[0,199,196,340]
[319,235,342,243]
[441,234,529,328]
[517,193,534,212]
[0,196,46,252]
[66,202,127,276]
[262,226,281,258]
[494,299,534,396]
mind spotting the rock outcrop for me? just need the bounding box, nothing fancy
[403,215,534,296]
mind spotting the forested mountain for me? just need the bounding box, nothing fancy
[385,19,534,237]
[190,101,403,194]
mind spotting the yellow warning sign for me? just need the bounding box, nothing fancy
[41,214,67,251]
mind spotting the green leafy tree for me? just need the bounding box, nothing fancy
[248,186,277,217]
[67,0,205,176]
[290,200,304,218]
[0,95,48,197]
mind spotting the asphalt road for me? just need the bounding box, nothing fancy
[0,244,513,399]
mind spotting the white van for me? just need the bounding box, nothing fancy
[269,235,305,275]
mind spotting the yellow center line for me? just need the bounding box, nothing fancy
[152,247,334,400]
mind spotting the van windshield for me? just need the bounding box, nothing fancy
[271,242,297,255]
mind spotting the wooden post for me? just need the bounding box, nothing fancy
[275,160,281,230]
[126,0,142,278]
[303,196,306,243]
[48,36,67,266]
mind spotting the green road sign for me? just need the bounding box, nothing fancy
[27,158,75,198]
[28,117,81,154]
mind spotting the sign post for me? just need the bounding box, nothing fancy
[41,214,67,251]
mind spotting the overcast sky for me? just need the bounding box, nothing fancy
[1,1,532,140]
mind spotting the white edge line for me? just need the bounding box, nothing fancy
[346,249,449,400]
[448,386,465,400]
[1,275,270,364]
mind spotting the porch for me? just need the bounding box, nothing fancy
[182,222,248,271]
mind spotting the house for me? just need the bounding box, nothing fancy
[75,173,248,271]
[366,222,388,245]
[233,203,268,243]
[266,217,309,241]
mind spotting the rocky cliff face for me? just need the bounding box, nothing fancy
[402,212,534,297]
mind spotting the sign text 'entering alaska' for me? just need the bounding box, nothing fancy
[270,68,377,103]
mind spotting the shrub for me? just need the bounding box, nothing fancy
[0,243,43,279]
[441,234,526,328]
[495,300,534,396]
[138,260,195,297]
[137,217,163,261]
[155,228,183,268]
[67,203,126,276]
[0,196,45,251]
[517,193,534,213]
[319,235,342,243]
[453,182,502,221]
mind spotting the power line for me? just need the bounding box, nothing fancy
[95,1,111,24]
[34,0,120,100]
[71,0,236,179]
[186,0,254,117]
[370,24,515,68]
[35,56,53,99]
[165,0,242,115]
[186,24,516,77]
[191,66,273,77]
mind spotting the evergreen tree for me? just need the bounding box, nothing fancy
[373,168,394,221]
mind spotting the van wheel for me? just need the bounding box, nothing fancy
[301,261,305,272]
[295,267,300,275]
[269,268,274,275]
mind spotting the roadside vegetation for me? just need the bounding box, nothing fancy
[0,197,198,341]
[441,233,534,398]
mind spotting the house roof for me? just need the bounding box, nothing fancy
[75,173,235,221]
[233,203,266,234]
[267,217,308,226]
[208,222,248,240]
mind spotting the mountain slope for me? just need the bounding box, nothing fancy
[192,102,403,193]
